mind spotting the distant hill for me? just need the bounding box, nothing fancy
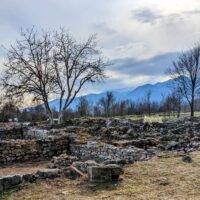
[45,79,174,111]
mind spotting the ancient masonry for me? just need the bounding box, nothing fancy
[0,125,149,166]
[70,141,149,163]
[0,126,70,165]
[0,124,149,192]
[2,118,200,192]
[0,136,70,165]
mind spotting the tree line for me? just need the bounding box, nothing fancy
[0,89,197,122]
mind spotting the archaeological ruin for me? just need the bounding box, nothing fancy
[1,117,200,193]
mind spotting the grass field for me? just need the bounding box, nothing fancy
[80,112,200,123]
[117,112,200,122]
[2,151,200,200]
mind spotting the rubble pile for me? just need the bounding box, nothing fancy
[70,141,150,163]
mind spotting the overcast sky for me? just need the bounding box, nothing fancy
[1,0,200,95]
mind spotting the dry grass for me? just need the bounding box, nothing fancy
[2,151,200,200]
[0,161,49,176]
[116,112,200,122]
[79,112,200,123]
[143,115,163,123]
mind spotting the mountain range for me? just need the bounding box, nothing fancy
[47,79,174,111]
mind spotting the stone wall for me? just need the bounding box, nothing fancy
[70,141,150,163]
[0,169,62,193]
[0,127,24,140]
[0,135,71,166]
[0,126,61,141]
[23,127,60,140]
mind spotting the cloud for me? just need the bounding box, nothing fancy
[104,41,154,60]
[69,51,176,95]
[131,8,164,24]
[109,52,177,77]
[93,22,117,35]
[183,9,200,15]
[80,52,178,94]
[131,7,200,25]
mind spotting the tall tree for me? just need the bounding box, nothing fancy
[52,30,106,123]
[2,28,107,124]
[167,44,200,117]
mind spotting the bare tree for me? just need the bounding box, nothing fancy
[145,90,152,116]
[93,105,101,117]
[167,44,200,117]
[52,29,107,123]
[99,91,115,117]
[2,28,55,123]
[77,97,90,117]
[160,92,182,117]
[2,28,107,124]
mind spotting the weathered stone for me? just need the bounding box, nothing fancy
[72,162,88,173]
[22,173,37,183]
[88,164,123,183]
[50,154,78,169]
[166,141,179,150]
[103,159,127,165]
[72,160,98,173]
[63,166,85,180]
[0,126,23,140]
[182,155,193,163]
[0,178,3,193]
[0,175,22,192]
[36,169,62,179]
[70,141,150,163]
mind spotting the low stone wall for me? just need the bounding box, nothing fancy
[0,136,71,166]
[0,127,23,140]
[0,169,62,193]
[70,141,150,163]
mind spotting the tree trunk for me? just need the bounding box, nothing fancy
[44,101,54,125]
[58,111,64,124]
[177,108,181,118]
[191,106,194,117]
[191,96,194,117]
[49,115,54,125]
[148,105,151,116]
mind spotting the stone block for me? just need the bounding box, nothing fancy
[88,164,123,183]
[0,175,22,192]
[36,169,62,179]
